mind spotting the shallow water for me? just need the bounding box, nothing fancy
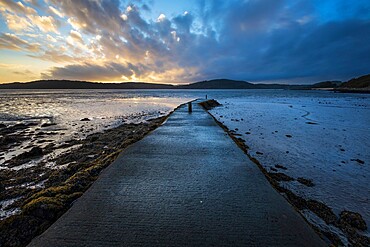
[0,89,195,166]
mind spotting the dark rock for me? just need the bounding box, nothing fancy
[0,215,46,247]
[198,99,221,110]
[0,182,5,192]
[351,159,365,164]
[80,118,91,121]
[285,134,292,138]
[41,123,57,127]
[339,210,367,231]
[23,197,65,220]
[268,172,294,181]
[321,231,343,246]
[307,200,338,225]
[13,123,27,129]
[88,136,99,142]
[0,123,6,128]
[0,136,17,146]
[21,147,43,159]
[297,177,315,187]
[236,137,245,143]
[26,122,38,127]
[256,151,263,155]
[276,186,307,210]
[275,164,287,170]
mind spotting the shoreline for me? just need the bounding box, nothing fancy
[0,112,173,246]
[333,88,370,94]
[201,100,369,246]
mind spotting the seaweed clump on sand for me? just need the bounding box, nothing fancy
[198,99,221,110]
[267,172,294,181]
[0,116,166,247]
[297,177,315,187]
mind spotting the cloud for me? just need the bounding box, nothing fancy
[29,49,77,64]
[0,7,60,34]
[49,6,64,18]
[50,0,125,35]
[2,0,370,83]
[67,17,86,30]
[157,14,166,22]
[42,61,200,83]
[0,33,40,52]
[0,63,16,68]
[172,0,370,82]
[43,62,139,81]
[23,0,41,8]
[46,34,57,43]
[1,12,33,32]
[12,69,34,75]
[0,0,37,15]
[28,15,60,33]
[68,30,83,44]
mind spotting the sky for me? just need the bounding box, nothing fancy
[0,0,369,84]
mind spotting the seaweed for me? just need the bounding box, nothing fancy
[0,116,168,247]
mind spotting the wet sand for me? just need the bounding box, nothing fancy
[208,98,370,246]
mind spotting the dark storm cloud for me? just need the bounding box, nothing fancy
[43,62,149,81]
[188,0,370,82]
[45,0,370,83]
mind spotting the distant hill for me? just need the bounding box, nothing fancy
[311,81,342,88]
[0,79,306,90]
[179,79,308,90]
[340,74,370,88]
[178,79,254,89]
[0,80,174,89]
[0,74,369,90]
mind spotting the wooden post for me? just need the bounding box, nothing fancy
[188,102,192,113]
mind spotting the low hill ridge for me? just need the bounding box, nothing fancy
[0,73,369,90]
[340,74,370,89]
